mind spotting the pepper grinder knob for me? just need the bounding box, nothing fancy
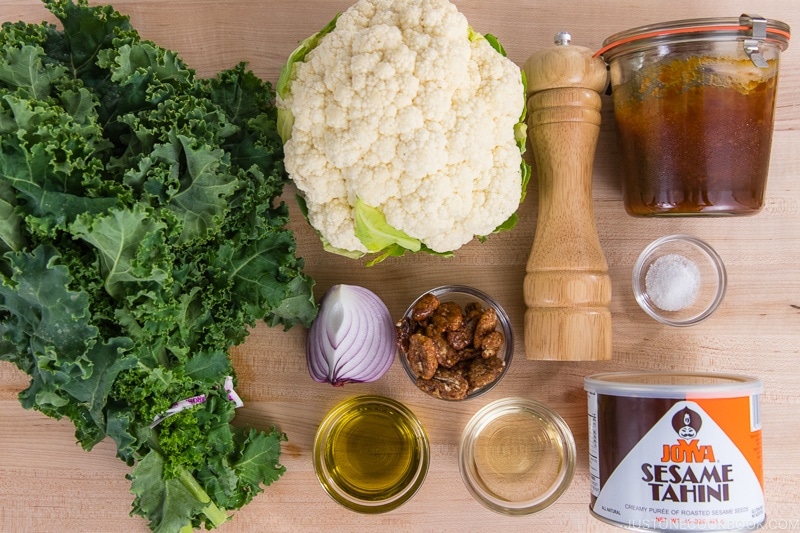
[554,31,571,46]
[521,34,611,361]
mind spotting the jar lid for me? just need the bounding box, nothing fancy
[598,14,791,62]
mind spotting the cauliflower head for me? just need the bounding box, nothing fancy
[278,0,529,264]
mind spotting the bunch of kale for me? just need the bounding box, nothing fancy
[0,1,316,530]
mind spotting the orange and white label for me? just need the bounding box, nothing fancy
[588,395,764,531]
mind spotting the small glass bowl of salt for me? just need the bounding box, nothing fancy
[633,235,727,326]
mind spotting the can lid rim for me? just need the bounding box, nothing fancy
[584,372,763,398]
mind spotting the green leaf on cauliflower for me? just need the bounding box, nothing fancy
[482,33,507,56]
[276,13,340,101]
[516,70,531,203]
[353,197,421,255]
[276,13,341,143]
[353,198,459,266]
[475,30,531,206]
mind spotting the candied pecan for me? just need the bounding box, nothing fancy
[431,301,464,332]
[424,323,438,337]
[456,346,481,362]
[451,359,469,376]
[416,368,469,400]
[446,327,470,350]
[447,313,479,350]
[480,330,504,359]
[411,293,439,322]
[464,302,482,317]
[406,333,438,379]
[395,317,414,353]
[430,332,460,368]
[466,356,505,391]
[473,307,498,348]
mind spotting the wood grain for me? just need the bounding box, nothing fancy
[1,1,799,532]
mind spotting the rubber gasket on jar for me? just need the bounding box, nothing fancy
[596,15,791,59]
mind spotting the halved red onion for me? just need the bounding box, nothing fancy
[306,284,396,386]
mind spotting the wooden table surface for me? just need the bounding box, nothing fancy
[1,1,799,532]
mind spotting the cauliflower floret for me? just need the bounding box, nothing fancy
[306,197,365,252]
[280,0,525,257]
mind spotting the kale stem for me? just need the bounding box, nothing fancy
[178,467,228,527]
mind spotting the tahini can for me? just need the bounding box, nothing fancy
[584,372,764,531]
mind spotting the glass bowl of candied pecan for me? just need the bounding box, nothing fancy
[396,285,513,401]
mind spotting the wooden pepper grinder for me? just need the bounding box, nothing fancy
[522,32,611,361]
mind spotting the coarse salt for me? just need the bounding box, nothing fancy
[645,253,701,311]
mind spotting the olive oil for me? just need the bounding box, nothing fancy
[314,396,429,513]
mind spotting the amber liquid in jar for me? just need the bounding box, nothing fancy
[614,56,779,215]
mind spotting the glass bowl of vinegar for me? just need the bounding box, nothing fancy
[459,397,576,515]
[313,395,430,513]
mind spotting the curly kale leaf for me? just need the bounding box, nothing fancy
[0,245,97,374]
[71,205,171,299]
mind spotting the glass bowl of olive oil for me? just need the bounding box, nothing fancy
[313,395,430,513]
